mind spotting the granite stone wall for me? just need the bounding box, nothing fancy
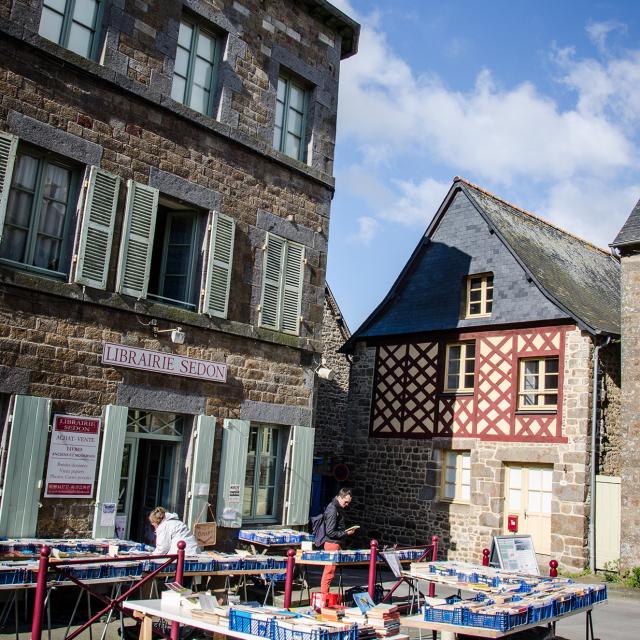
[619,253,640,569]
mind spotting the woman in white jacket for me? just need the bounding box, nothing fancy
[149,507,199,556]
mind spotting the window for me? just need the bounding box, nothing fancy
[148,204,205,310]
[0,148,78,277]
[466,273,493,317]
[444,342,476,392]
[273,74,308,161]
[518,357,559,410]
[39,0,103,59]
[243,425,284,521]
[259,233,305,335]
[171,19,221,116]
[442,451,471,502]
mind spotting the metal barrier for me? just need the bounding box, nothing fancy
[30,540,186,640]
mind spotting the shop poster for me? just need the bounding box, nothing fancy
[44,415,101,498]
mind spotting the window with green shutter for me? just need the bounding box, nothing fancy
[0,144,80,279]
[259,233,305,335]
[39,0,104,60]
[273,73,309,162]
[171,19,222,117]
[201,212,235,318]
[74,166,120,290]
[116,180,159,299]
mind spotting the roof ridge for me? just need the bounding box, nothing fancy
[453,176,611,256]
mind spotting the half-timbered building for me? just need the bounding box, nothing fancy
[340,177,621,571]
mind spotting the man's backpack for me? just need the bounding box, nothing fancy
[310,512,326,547]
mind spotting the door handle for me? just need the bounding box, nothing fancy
[524,511,528,519]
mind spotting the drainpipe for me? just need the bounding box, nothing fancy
[589,336,611,571]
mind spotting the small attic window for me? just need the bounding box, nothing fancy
[465,273,493,317]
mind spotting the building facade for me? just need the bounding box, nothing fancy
[0,0,358,545]
[611,200,640,570]
[341,178,620,571]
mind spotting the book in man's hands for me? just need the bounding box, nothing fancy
[345,525,360,533]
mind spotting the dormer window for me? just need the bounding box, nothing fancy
[466,273,493,317]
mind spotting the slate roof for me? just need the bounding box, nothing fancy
[343,178,620,351]
[611,198,640,248]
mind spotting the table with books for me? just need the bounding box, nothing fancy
[400,561,607,639]
[295,548,428,600]
[123,595,409,640]
[238,529,313,554]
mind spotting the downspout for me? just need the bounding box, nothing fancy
[589,335,611,571]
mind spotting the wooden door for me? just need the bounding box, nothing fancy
[504,465,553,555]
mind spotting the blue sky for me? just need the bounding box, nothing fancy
[327,0,640,330]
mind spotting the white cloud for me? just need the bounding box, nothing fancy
[337,14,639,187]
[351,216,380,245]
[544,179,640,246]
[586,20,627,54]
[382,178,451,226]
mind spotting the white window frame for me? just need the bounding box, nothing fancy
[465,273,493,318]
[444,342,476,393]
[441,450,471,503]
[518,357,559,411]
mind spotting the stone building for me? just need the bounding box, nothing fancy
[611,200,640,570]
[312,283,351,512]
[341,177,621,571]
[0,0,359,545]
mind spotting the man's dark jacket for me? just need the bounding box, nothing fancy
[324,498,347,543]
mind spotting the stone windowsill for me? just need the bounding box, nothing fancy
[0,266,322,354]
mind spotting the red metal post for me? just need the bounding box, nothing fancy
[482,548,491,567]
[549,559,558,578]
[368,539,378,600]
[170,541,187,640]
[283,548,296,609]
[31,545,51,640]
[428,536,438,597]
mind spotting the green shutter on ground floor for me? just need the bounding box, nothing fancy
[0,395,51,537]
[92,405,127,538]
[284,424,314,526]
[216,419,249,528]
[186,415,216,530]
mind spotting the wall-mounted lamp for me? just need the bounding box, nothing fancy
[314,357,335,381]
[153,326,186,344]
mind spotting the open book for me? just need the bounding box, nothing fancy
[345,525,360,534]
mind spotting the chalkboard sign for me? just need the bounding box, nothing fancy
[489,535,540,575]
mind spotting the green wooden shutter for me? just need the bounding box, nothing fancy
[92,405,127,538]
[74,166,121,289]
[186,415,216,530]
[201,213,235,318]
[281,241,305,334]
[115,180,158,299]
[284,425,315,525]
[216,419,249,528]
[0,395,51,537]
[0,132,19,243]
[259,233,284,330]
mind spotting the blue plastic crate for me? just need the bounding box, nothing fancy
[0,568,30,585]
[571,592,591,610]
[464,608,529,632]
[273,621,357,640]
[109,562,144,578]
[423,604,464,625]
[528,602,554,623]
[229,610,274,637]
[554,597,573,616]
[591,585,607,604]
[56,566,103,581]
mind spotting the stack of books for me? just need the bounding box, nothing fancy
[342,608,376,640]
[366,604,401,638]
[320,606,346,622]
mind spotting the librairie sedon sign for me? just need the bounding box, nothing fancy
[102,342,227,382]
